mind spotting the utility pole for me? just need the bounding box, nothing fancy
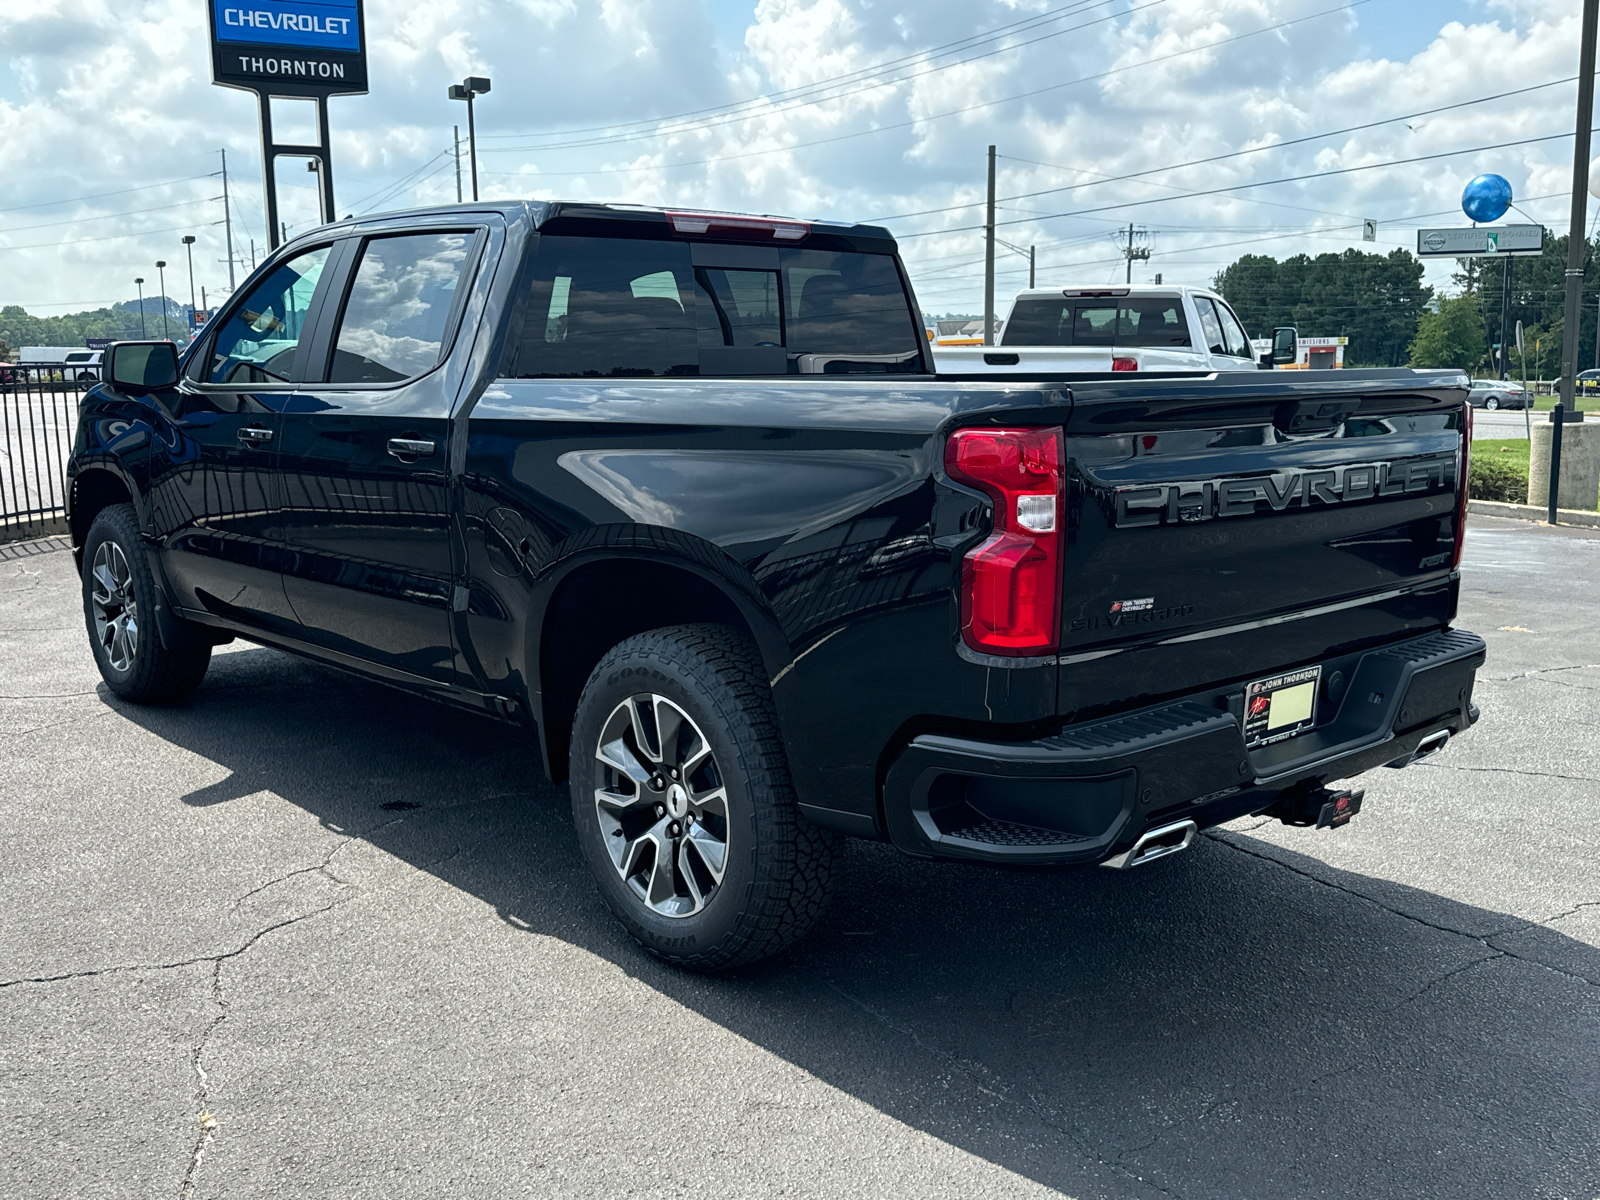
[1593,294,1599,369]
[221,148,236,291]
[1498,255,1513,379]
[454,126,463,203]
[1029,245,1035,289]
[1552,0,1598,522]
[182,236,197,327]
[1120,223,1151,283]
[155,261,169,339]
[983,144,996,346]
[134,278,147,338]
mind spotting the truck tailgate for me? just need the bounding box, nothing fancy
[1054,371,1468,718]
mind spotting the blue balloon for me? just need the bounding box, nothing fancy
[1462,174,1513,223]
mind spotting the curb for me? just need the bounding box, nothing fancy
[1467,499,1600,528]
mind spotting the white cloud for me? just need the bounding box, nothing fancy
[0,0,1589,323]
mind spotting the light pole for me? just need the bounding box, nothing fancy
[182,236,198,330]
[447,76,491,202]
[134,278,147,338]
[155,261,170,339]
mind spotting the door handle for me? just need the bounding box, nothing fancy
[387,437,435,460]
[236,426,274,445]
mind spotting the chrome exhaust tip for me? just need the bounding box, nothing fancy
[1385,728,1450,769]
[1101,819,1198,870]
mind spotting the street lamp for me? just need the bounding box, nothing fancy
[182,236,198,330]
[447,76,491,202]
[134,278,147,338]
[155,261,170,340]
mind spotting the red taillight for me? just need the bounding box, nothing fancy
[666,210,809,241]
[1112,356,1138,372]
[945,427,1064,656]
[1452,399,1472,569]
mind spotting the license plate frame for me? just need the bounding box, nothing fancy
[1243,665,1321,747]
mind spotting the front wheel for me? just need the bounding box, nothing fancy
[570,624,839,970]
[82,503,211,703]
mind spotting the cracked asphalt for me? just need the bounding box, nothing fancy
[2,514,1597,1200]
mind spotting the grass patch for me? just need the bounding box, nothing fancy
[1469,438,1529,504]
[1531,392,1600,411]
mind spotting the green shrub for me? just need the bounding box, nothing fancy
[1468,451,1528,504]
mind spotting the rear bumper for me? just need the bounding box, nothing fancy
[881,628,1485,865]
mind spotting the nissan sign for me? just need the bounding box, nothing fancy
[1416,224,1544,258]
[209,0,368,96]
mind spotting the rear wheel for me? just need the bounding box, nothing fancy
[1486,395,1500,410]
[570,624,839,970]
[82,504,211,703]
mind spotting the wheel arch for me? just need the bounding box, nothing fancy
[532,544,791,784]
[67,464,138,560]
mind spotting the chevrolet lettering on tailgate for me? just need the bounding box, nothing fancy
[1111,454,1458,529]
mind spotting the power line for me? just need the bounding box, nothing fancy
[0,197,223,236]
[484,0,1154,156]
[473,0,1362,179]
[0,220,225,255]
[0,170,221,216]
[894,130,1596,240]
[480,0,1130,145]
[877,76,1581,225]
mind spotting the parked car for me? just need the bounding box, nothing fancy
[1575,369,1600,395]
[930,284,1280,374]
[68,201,1484,970]
[1467,379,1529,410]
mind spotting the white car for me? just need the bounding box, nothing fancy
[931,285,1265,374]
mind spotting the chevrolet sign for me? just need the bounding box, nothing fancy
[210,0,367,96]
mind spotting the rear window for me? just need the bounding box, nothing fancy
[1001,296,1191,348]
[509,235,924,377]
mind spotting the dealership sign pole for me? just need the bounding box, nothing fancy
[207,0,369,251]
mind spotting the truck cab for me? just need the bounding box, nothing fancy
[932,285,1260,375]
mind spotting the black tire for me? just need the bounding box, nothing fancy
[570,623,840,971]
[82,503,211,703]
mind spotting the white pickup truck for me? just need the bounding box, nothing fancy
[931,285,1281,375]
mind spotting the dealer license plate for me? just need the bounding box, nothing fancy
[1243,666,1321,747]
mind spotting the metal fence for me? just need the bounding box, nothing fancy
[1,367,86,543]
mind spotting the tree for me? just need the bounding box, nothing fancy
[1214,248,1432,366]
[1408,295,1487,371]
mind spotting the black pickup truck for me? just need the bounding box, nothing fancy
[69,201,1483,968]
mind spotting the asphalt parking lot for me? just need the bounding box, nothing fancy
[2,515,1597,1200]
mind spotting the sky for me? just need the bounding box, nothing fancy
[0,0,1590,324]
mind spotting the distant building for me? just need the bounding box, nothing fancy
[1249,334,1347,369]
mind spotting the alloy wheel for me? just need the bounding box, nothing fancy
[593,693,730,918]
[90,541,138,672]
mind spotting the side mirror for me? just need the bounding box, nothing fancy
[108,341,179,392]
[1272,326,1298,366]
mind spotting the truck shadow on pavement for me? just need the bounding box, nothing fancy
[111,644,1600,1200]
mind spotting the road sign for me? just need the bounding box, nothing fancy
[1416,224,1544,258]
[1363,219,1377,242]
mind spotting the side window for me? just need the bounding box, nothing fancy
[781,249,921,371]
[1213,300,1253,359]
[328,232,474,383]
[205,246,330,383]
[1194,298,1228,357]
[1001,299,1071,345]
[515,236,697,378]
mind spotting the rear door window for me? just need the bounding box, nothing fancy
[510,236,922,377]
[328,232,475,383]
[1194,298,1228,356]
[1212,300,1253,360]
[1001,296,1191,347]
